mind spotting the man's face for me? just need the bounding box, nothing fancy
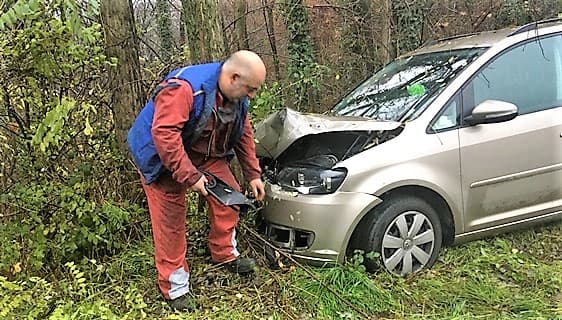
[228,73,262,101]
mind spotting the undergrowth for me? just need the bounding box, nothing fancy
[0,221,560,319]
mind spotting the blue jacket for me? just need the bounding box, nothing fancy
[127,62,249,184]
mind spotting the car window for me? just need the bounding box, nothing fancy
[431,96,459,132]
[463,34,562,117]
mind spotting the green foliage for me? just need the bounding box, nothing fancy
[31,97,76,152]
[0,0,145,276]
[0,0,40,30]
[249,82,284,123]
[156,0,174,60]
[0,181,144,275]
[0,275,55,319]
[0,261,151,319]
[493,0,558,28]
[290,263,398,319]
[280,0,329,112]
[0,0,111,181]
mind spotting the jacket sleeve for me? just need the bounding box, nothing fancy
[152,80,203,187]
[234,113,262,182]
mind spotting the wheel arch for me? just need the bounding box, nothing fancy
[347,185,456,255]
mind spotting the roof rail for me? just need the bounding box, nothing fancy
[508,17,562,37]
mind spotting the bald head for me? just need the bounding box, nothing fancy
[218,50,266,101]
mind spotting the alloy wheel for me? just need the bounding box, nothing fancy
[381,210,436,276]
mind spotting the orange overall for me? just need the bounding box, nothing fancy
[142,79,261,300]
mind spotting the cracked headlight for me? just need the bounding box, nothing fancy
[276,166,347,194]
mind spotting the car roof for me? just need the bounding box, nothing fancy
[407,19,562,56]
[409,28,514,56]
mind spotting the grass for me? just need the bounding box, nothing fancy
[1,220,560,319]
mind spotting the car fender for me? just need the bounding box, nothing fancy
[341,160,464,235]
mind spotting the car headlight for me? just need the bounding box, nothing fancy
[276,166,347,194]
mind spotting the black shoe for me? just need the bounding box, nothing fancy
[226,257,256,274]
[168,293,197,311]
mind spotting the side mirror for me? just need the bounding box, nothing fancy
[464,100,518,126]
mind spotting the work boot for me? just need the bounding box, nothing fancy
[226,257,256,274]
[168,293,197,312]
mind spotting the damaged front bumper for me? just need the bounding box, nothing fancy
[260,181,382,264]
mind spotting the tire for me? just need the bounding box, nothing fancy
[358,194,443,276]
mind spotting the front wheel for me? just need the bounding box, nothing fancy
[357,195,443,276]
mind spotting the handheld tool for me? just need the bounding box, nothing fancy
[202,171,257,215]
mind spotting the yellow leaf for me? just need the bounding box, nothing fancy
[84,117,93,136]
[11,262,22,275]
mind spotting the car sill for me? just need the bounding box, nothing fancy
[454,210,562,243]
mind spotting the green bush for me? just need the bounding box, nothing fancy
[249,82,285,123]
[0,181,145,276]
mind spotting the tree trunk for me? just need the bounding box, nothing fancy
[280,0,317,111]
[381,0,395,64]
[179,6,186,46]
[100,0,145,154]
[262,0,280,80]
[180,0,227,212]
[235,0,249,50]
[156,0,174,61]
[181,0,226,63]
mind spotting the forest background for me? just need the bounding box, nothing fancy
[0,0,561,319]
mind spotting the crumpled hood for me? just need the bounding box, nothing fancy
[254,108,402,158]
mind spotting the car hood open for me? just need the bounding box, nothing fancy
[254,108,402,159]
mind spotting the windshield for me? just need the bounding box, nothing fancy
[331,48,486,121]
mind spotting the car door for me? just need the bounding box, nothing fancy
[459,33,562,232]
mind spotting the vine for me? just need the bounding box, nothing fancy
[280,0,328,112]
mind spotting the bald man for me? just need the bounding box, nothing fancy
[127,50,266,311]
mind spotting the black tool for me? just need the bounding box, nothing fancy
[202,171,257,214]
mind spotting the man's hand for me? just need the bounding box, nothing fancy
[249,178,265,201]
[190,174,209,196]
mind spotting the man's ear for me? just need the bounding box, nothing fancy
[231,73,241,82]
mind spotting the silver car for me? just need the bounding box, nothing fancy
[255,19,562,275]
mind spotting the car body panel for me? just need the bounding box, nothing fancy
[262,182,382,262]
[460,106,562,231]
[338,122,464,233]
[254,107,401,159]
